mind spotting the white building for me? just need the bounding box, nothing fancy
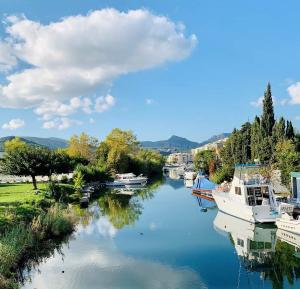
[166,152,193,164]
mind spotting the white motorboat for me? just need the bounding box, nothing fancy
[212,165,279,223]
[115,173,147,185]
[275,204,300,235]
[105,180,125,187]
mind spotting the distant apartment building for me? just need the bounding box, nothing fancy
[166,152,193,164]
[191,138,228,156]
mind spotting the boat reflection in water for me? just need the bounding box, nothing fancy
[214,211,277,270]
[214,211,300,288]
[193,193,217,212]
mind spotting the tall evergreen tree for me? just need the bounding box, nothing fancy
[261,83,275,137]
[240,122,252,163]
[272,117,286,144]
[250,116,262,161]
[285,120,295,139]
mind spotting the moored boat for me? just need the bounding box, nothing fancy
[212,164,279,223]
[192,171,217,200]
[116,173,147,185]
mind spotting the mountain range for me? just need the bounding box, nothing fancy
[0,133,230,152]
[0,136,68,151]
[141,133,230,151]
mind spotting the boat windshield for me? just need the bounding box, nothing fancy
[234,165,269,185]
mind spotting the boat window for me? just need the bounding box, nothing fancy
[246,187,263,206]
[235,187,241,195]
[237,238,244,247]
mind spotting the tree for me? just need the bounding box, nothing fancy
[194,150,216,175]
[272,117,286,144]
[1,146,52,189]
[251,116,262,161]
[67,133,98,161]
[4,137,27,153]
[240,122,252,163]
[286,120,295,139]
[274,140,300,186]
[261,83,275,137]
[102,128,139,173]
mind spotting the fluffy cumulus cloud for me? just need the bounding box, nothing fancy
[0,9,196,129]
[2,118,25,130]
[287,82,300,104]
[43,117,82,130]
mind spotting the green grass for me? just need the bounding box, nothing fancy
[0,183,47,204]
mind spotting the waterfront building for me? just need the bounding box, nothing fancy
[166,152,193,164]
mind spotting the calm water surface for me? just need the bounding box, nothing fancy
[21,179,300,289]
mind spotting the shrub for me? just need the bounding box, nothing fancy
[210,165,234,184]
[74,164,112,183]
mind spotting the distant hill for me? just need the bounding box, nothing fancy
[0,136,68,151]
[197,133,231,147]
[141,133,230,151]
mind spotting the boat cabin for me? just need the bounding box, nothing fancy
[229,165,273,207]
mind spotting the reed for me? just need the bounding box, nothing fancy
[0,205,77,288]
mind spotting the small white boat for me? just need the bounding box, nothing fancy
[212,165,279,223]
[105,181,125,187]
[116,173,147,185]
[184,171,196,180]
[276,204,300,235]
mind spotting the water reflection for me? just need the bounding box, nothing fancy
[214,211,300,289]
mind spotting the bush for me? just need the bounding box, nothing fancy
[74,164,112,183]
[46,182,75,202]
[210,165,234,184]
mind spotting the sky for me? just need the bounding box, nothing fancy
[0,0,300,142]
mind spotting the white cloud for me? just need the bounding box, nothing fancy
[43,117,82,130]
[0,41,17,72]
[295,116,300,121]
[95,94,116,112]
[2,118,25,130]
[89,117,95,124]
[0,9,196,128]
[250,96,264,107]
[145,98,154,105]
[287,82,300,104]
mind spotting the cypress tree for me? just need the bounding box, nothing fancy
[286,120,295,139]
[240,122,252,163]
[261,83,275,137]
[272,117,286,144]
[250,116,262,161]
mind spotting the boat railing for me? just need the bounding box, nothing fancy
[215,183,231,192]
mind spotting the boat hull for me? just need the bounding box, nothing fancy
[213,192,277,223]
[276,218,300,235]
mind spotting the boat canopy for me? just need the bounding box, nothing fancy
[193,172,217,191]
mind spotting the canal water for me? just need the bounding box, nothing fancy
[21,178,300,289]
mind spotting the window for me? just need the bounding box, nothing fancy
[235,187,241,195]
[237,238,244,247]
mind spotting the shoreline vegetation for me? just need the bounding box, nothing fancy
[0,128,164,288]
[194,83,300,187]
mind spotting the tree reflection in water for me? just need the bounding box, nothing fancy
[97,178,164,229]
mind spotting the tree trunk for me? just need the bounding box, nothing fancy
[32,175,37,190]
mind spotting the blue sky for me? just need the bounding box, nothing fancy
[0,0,300,142]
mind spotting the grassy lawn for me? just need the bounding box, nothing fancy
[0,183,47,204]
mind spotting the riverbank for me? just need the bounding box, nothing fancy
[0,204,77,289]
[0,182,79,288]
